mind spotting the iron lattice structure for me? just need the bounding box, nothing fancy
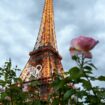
[20,0,63,81]
[20,0,64,98]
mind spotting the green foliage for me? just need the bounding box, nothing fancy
[69,67,84,80]
[50,55,105,105]
[63,90,75,100]
[0,60,49,105]
[98,76,105,81]
[0,55,105,105]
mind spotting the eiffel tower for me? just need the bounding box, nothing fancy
[20,0,64,99]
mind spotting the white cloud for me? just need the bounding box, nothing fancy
[0,0,105,86]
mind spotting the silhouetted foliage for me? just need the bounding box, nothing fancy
[0,56,105,105]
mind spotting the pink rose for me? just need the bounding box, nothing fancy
[70,36,99,58]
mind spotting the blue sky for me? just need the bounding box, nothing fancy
[0,0,105,85]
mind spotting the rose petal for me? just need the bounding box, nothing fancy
[71,36,99,52]
[69,47,81,56]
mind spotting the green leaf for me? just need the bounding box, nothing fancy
[88,63,97,70]
[69,67,84,79]
[89,76,97,81]
[55,80,65,90]
[84,71,92,75]
[1,92,8,99]
[52,98,59,105]
[63,90,74,100]
[77,90,87,99]
[0,80,6,86]
[80,79,91,90]
[14,78,22,83]
[72,55,79,61]
[86,95,100,104]
[32,100,41,105]
[84,66,92,71]
[98,76,105,81]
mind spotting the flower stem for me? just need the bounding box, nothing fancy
[79,55,100,103]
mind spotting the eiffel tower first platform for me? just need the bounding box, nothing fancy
[20,0,64,99]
